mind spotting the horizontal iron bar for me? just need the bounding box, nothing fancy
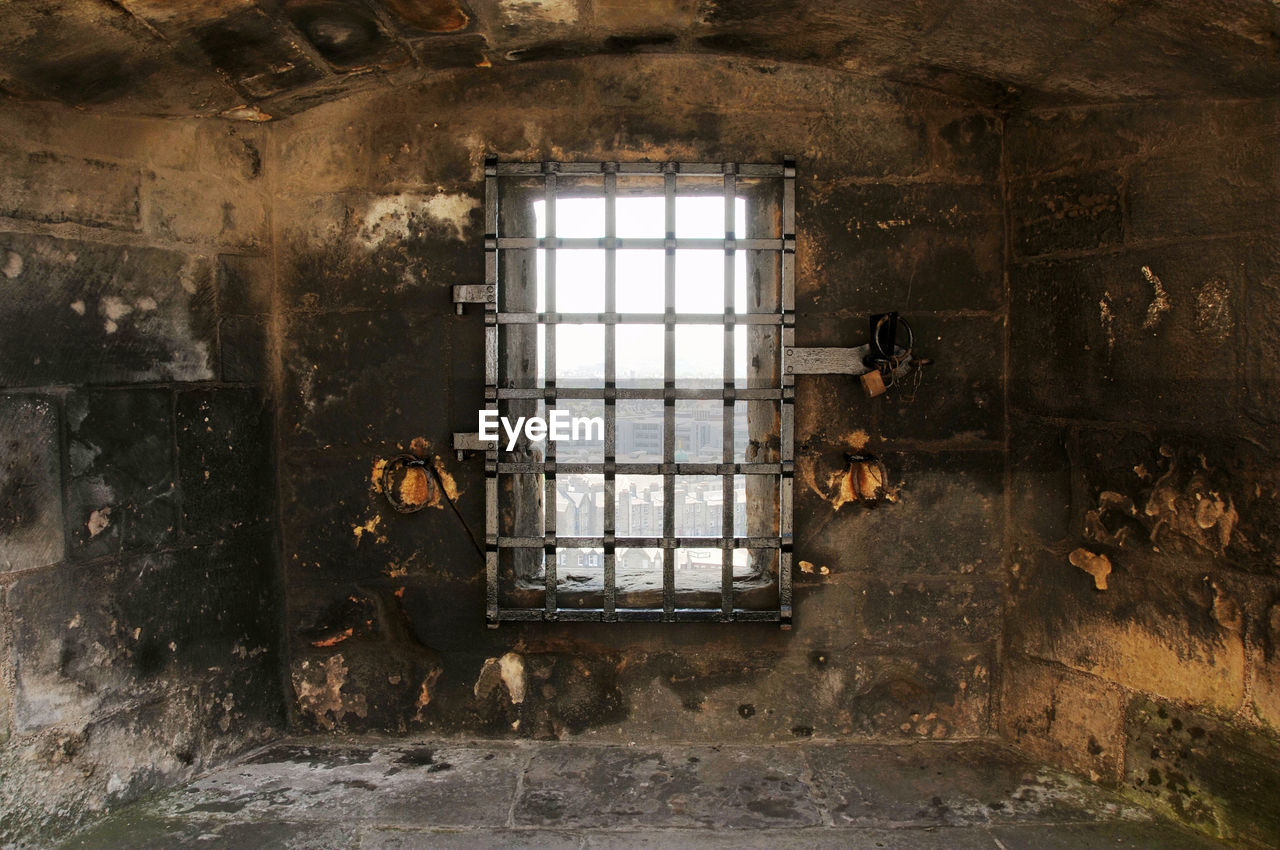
[497,462,781,474]
[495,387,783,400]
[496,607,782,622]
[496,237,783,251]
[496,536,781,548]
[496,312,783,325]
[493,162,785,178]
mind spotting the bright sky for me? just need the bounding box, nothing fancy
[533,197,751,383]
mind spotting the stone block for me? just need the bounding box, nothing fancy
[1007,547,1246,715]
[219,316,269,384]
[280,449,477,588]
[795,449,1003,579]
[277,190,482,312]
[1009,240,1247,425]
[1006,99,1278,179]
[858,579,1002,648]
[279,310,454,450]
[215,254,272,316]
[65,388,176,560]
[931,112,1001,180]
[8,532,280,733]
[177,388,273,538]
[1009,415,1071,545]
[797,181,1002,312]
[1125,697,1280,847]
[1000,655,1125,782]
[0,233,215,387]
[1242,235,1279,424]
[0,395,64,573]
[0,143,139,230]
[142,169,269,248]
[1128,153,1276,242]
[1009,171,1123,257]
[515,745,821,828]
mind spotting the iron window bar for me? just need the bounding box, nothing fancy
[483,157,795,627]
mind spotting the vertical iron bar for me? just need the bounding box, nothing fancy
[721,163,735,621]
[662,163,676,620]
[603,164,617,621]
[779,156,796,628]
[484,156,500,627]
[543,164,558,618]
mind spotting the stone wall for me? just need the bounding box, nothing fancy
[1001,98,1280,846]
[274,55,1008,743]
[0,103,284,843]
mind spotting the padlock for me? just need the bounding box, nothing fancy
[860,368,886,397]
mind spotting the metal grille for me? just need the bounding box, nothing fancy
[483,159,795,626]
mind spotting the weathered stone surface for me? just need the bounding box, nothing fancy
[999,655,1125,783]
[7,533,281,734]
[280,448,475,587]
[1007,547,1246,716]
[279,311,454,450]
[858,579,1002,648]
[277,191,482,313]
[1009,240,1249,425]
[0,395,64,573]
[1242,235,1279,424]
[141,169,269,248]
[215,254,272,317]
[805,741,1148,827]
[176,388,274,538]
[1125,698,1280,847]
[795,450,1003,579]
[1005,100,1279,180]
[0,233,215,387]
[931,112,1001,181]
[1008,415,1071,546]
[797,181,1003,314]
[65,388,176,560]
[1009,171,1123,257]
[218,316,269,383]
[1128,153,1277,242]
[1064,428,1280,576]
[0,143,139,230]
[515,745,821,828]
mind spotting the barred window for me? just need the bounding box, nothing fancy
[482,159,795,625]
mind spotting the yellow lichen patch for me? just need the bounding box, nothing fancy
[1069,548,1112,590]
[845,429,870,452]
[397,465,433,508]
[370,458,388,494]
[353,515,382,544]
[799,560,815,573]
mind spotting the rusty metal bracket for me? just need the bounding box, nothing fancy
[453,284,495,315]
[453,431,494,461]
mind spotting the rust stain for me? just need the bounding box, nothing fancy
[311,627,354,648]
[381,0,469,32]
[433,455,460,501]
[1068,548,1112,590]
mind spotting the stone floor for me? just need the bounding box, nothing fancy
[59,739,1233,849]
